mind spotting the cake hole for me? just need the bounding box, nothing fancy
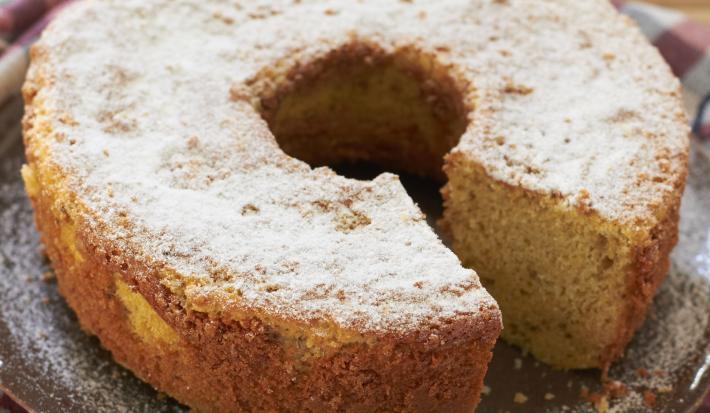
[257,42,469,193]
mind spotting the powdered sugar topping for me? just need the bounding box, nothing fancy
[25,0,686,332]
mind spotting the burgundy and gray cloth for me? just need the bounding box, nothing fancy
[0,0,708,412]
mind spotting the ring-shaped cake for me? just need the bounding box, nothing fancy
[22,0,688,411]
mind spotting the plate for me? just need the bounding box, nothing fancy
[1,94,709,412]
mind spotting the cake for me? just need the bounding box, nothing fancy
[21,0,688,411]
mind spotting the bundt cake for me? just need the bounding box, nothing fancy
[21,0,688,411]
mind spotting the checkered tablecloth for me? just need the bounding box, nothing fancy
[0,0,708,411]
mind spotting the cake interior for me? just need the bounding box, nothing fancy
[258,44,633,369]
[444,159,630,368]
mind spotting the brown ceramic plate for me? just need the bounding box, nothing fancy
[1,94,709,412]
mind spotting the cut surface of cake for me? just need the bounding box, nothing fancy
[21,0,688,411]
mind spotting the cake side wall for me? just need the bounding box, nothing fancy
[602,170,685,371]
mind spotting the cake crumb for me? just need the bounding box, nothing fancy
[604,379,628,398]
[481,385,491,396]
[580,385,604,406]
[513,358,522,369]
[596,396,609,412]
[502,79,534,95]
[335,209,371,232]
[513,392,528,404]
[186,135,200,149]
[643,390,656,407]
[41,271,55,283]
[544,392,555,400]
[241,203,260,215]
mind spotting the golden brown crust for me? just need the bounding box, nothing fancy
[24,153,499,412]
[602,149,688,372]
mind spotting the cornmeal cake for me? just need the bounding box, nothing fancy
[21,0,688,411]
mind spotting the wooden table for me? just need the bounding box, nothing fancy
[646,0,710,25]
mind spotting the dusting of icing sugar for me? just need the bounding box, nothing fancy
[450,0,688,227]
[24,0,685,333]
[26,0,507,334]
